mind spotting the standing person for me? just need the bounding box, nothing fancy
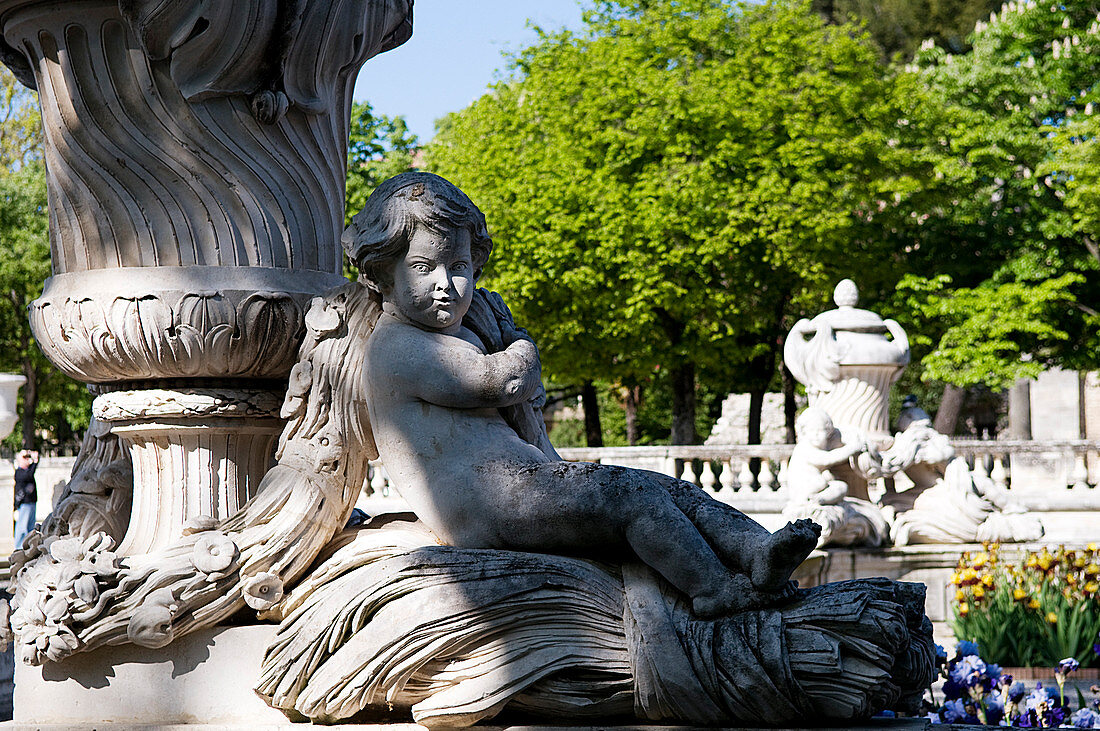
[13,449,38,548]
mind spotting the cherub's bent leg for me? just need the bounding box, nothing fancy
[650,472,821,592]
[495,462,767,617]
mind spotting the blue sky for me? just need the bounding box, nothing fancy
[353,0,586,142]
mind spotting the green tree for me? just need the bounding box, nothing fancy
[344,101,419,227]
[428,0,934,444]
[0,67,92,452]
[812,0,1001,59]
[892,1,1100,398]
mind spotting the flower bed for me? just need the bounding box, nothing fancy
[928,642,1100,726]
[950,543,1100,668]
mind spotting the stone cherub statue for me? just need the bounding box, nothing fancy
[782,407,890,547]
[6,171,934,729]
[349,171,820,617]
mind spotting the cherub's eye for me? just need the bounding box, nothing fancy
[411,263,431,274]
[451,261,469,272]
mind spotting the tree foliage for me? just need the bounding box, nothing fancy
[428,0,933,443]
[0,67,91,452]
[812,0,1001,58]
[344,101,418,227]
[891,1,1100,390]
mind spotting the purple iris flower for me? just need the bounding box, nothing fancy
[1059,657,1082,675]
[1072,707,1100,729]
[956,640,980,658]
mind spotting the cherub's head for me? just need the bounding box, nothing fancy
[343,172,492,331]
[795,407,836,449]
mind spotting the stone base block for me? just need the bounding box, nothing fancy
[14,624,286,726]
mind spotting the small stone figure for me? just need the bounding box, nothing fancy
[785,407,865,506]
[783,408,889,548]
[348,172,820,617]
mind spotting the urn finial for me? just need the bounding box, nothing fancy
[834,279,859,308]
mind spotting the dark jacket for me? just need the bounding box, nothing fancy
[13,462,36,508]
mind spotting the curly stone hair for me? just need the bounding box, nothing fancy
[342,172,492,292]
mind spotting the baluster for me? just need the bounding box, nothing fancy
[680,460,698,486]
[1073,454,1090,490]
[738,460,755,491]
[990,455,1008,490]
[699,461,717,492]
[776,458,789,494]
[718,459,736,494]
[661,456,677,478]
[758,459,776,491]
[972,455,990,482]
[369,461,388,497]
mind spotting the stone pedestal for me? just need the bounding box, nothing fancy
[94,389,283,554]
[14,625,286,726]
[0,0,413,561]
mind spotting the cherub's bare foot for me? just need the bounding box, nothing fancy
[748,519,820,593]
[692,575,801,619]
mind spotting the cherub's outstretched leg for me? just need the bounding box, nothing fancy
[618,490,786,618]
[488,461,789,618]
[653,473,820,592]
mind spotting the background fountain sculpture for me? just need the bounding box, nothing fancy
[783,279,1044,547]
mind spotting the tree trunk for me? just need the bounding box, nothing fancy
[1008,378,1032,440]
[782,363,797,444]
[934,385,965,436]
[20,355,36,450]
[624,385,641,446]
[669,363,696,445]
[581,380,603,448]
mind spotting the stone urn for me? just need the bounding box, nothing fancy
[0,0,413,553]
[784,279,910,443]
[0,373,25,439]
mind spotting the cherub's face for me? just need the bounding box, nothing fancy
[798,415,834,449]
[384,224,474,332]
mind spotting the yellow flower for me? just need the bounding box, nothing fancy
[951,572,962,586]
[973,585,986,599]
[1026,554,1038,568]
[1074,556,1087,568]
[1046,612,1058,624]
[960,568,980,585]
[956,589,967,602]
[959,602,970,616]
[1085,563,1099,577]
[1087,542,1097,553]
[1029,598,1041,610]
[982,574,994,587]
[972,552,989,569]
[1038,554,1054,571]
[1013,587,1028,601]
[1085,582,1098,594]
[1063,587,1073,599]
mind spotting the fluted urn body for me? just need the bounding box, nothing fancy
[0,0,412,552]
[784,280,910,442]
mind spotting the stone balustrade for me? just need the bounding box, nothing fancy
[358,439,1100,542]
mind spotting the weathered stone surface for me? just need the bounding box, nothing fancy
[784,280,909,442]
[258,514,935,727]
[14,625,285,725]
